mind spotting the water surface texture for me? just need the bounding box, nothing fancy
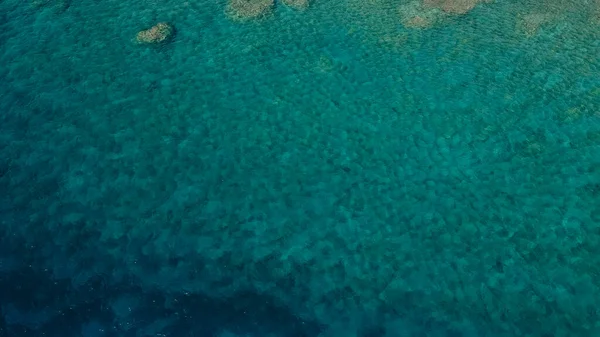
[1,0,600,336]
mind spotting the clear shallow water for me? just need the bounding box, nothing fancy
[1,0,600,336]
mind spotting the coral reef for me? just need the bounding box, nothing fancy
[515,13,555,37]
[135,22,174,44]
[422,0,482,15]
[592,0,600,24]
[226,0,274,21]
[399,1,442,29]
[281,0,310,11]
[4,0,600,336]
[399,0,488,30]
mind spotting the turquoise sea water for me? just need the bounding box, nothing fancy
[1,0,600,336]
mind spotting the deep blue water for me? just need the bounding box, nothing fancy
[1,0,600,336]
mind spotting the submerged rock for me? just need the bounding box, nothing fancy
[399,1,442,29]
[422,0,482,15]
[226,0,274,21]
[399,0,488,29]
[281,0,310,11]
[515,13,554,37]
[31,0,51,7]
[31,0,71,13]
[135,22,174,45]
